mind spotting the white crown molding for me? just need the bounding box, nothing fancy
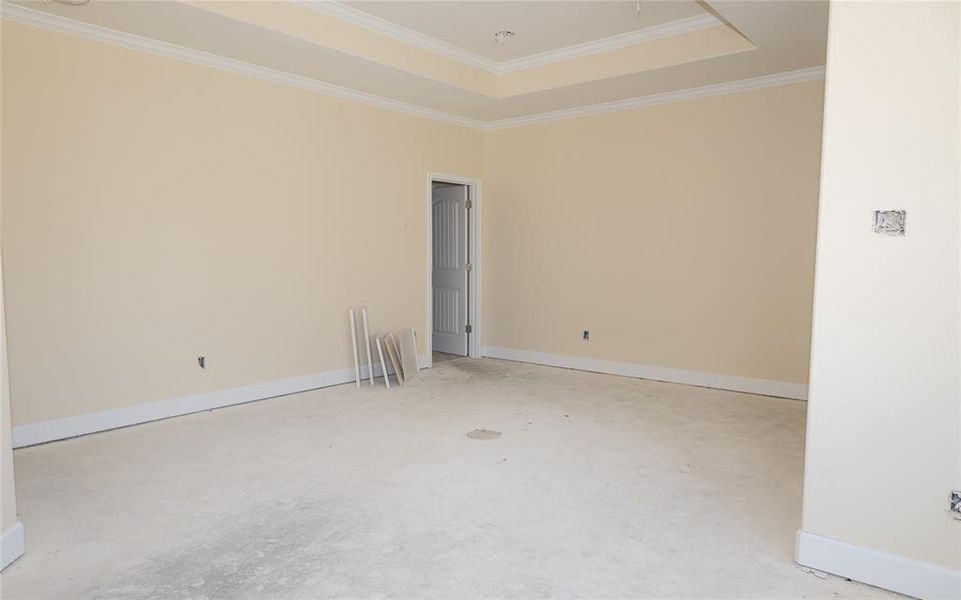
[484,66,827,130]
[1,3,825,132]
[296,1,721,75]
[295,0,500,72]
[481,346,808,400]
[497,14,722,73]
[0,2,485,130]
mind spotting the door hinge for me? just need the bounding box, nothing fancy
[465,324,472,334]
[466,199,473,210]
[466,263,472,273]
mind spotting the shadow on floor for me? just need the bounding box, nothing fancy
[432,351,466,364]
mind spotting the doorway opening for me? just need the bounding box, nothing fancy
[428,173,481,367]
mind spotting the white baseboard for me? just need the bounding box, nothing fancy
[480,346,807,400]
[1,522,24,571]
[796,530,961,599]
[12,355,428,448]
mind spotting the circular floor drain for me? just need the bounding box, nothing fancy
[466,429,502,440]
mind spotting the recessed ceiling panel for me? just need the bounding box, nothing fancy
[341,0,707,61]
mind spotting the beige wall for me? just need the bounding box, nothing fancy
[801,0,960,572]
[1,21,483,426]
[1,20,22,556]
[1,225,19,541]
[2,179,22,561]
[483,80,824,384]
[2,18,825,432]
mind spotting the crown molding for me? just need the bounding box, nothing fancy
[496,14,722,73]
[0,2,486,130]
[295,0,500,72]
[484,66,826,130]
[1,3,825,132]
[297,1,722,75]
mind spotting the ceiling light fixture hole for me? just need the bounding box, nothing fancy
[493,30,515,45]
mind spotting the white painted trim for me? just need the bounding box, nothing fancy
[427,173,483,365]
[0,3,484,130]
[295,0,499,72]
[0,3,825,131]
[485,66,827,130]
[481,346,808,400]
[497,14,722,73]
[796,530,961,599]
[11,355,429,448]
[299,2,720,75]
[1,522,25,571]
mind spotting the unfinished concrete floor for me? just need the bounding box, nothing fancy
[432,351,465,365]
[1,358,897,599]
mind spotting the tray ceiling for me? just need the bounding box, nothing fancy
[339,1,708,62]
[1,1,828,129]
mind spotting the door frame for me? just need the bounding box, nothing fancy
[427,172,481,367]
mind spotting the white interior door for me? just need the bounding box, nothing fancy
[432,184,468,356]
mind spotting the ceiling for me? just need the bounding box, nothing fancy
[340,1,707,62]
[2,1,828,129]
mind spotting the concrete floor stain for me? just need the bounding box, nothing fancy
[466,429,501,440]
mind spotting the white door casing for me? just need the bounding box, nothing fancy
[431,184,468,355]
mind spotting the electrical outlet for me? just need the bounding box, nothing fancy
[197,356,206,369]
[950,490,961,520]
[582,330,590,341]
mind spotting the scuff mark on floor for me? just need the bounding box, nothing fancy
[466,429,502,441]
